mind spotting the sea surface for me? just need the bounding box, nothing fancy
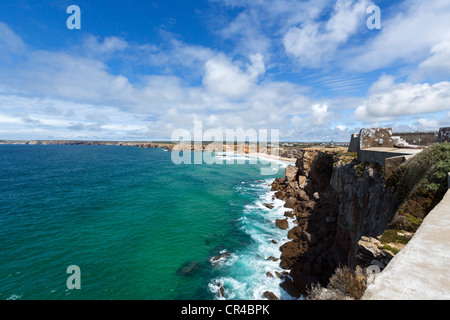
[0,145,295,300]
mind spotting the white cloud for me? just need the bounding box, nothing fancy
[283,0,368,67]
[83,35,128,55]
[355,79,450,122]
[346,0,450,72]
[203,54,265,99]
[0,22,26,54]
[413,41,450,81]
[308,104,331,126]
[417,118,440,131]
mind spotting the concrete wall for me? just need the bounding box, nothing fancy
[363,187,450,300]
[384,155,415,178]
[348,133,360,153]
[392,132,438,146]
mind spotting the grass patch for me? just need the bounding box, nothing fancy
[380,229,410,245]
[381,244,400,255]
[405,213,423,228]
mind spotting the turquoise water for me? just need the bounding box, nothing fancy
[0,145,292,300]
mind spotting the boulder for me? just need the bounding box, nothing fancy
[263,291,280,300]
[279,277,301,298]
[177,261,199,276]
[275,271,283,279]
[288,226,303,240]
[284,197,297,208]
[285,165,299,182]
[264,203,274,209]
[280,240,306,269]
[298,190,310,201]
[275,190,286,199]
[298,175,307,189]
[275,219,289,230]
[284,211,295,218]
[211,251,231,263]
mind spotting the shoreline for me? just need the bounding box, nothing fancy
[216,151,296,164]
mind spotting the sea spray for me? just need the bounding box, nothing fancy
[208,175,299,300]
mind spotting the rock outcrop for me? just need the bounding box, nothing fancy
[271,148,401,296]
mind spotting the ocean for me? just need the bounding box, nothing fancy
[0,145,295,300]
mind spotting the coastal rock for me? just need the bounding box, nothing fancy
[216,283,225,297]
[280,240,306,269]
[177,261,199,276]
[275,219,289,230]
[266,272,274,278]
[275,190,286,199]
[284,211,295,218]
[271,147,402,297]
[263,291,280,300]
[211,251,232,263]
[266,256,279,261]
[287,226,303,241]
[298,190,310,201]
[301,230,316,246]
[298,175,307,189]
[284,197,297,208]
[285,165,299,182]
[264,203,274,209]
[279,277,301,298]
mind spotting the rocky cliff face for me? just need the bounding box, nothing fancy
[272,148,400,297]
[330,161,400,269]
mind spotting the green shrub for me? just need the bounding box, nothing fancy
[386,142,450,219]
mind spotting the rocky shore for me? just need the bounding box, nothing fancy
[267,147,405,299]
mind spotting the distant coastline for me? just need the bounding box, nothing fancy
[0,140,346,161]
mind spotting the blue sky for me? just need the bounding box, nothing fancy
[0,0,449,142]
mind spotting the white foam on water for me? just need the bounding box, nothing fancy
[208,179,299,300]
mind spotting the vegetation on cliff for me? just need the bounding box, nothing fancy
[384,142,450,244]
[386,142,450,221]
[274,143,449,300]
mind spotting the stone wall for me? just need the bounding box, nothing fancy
[438,127,450,142]
[359,128,395,149]
[392,132,438,146]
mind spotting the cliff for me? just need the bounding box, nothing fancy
[272,143,450,299]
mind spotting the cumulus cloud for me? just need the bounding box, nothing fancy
[283,0,368,67]
[203,54,265,99]
[83,35,128,55]
[308,104,331,126]
[346,0,450,72]
[412,41,450,81]
[355,79,450,122]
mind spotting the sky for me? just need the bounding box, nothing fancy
[0,0,449,142]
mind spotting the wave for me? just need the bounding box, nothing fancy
[208,179,299,300]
